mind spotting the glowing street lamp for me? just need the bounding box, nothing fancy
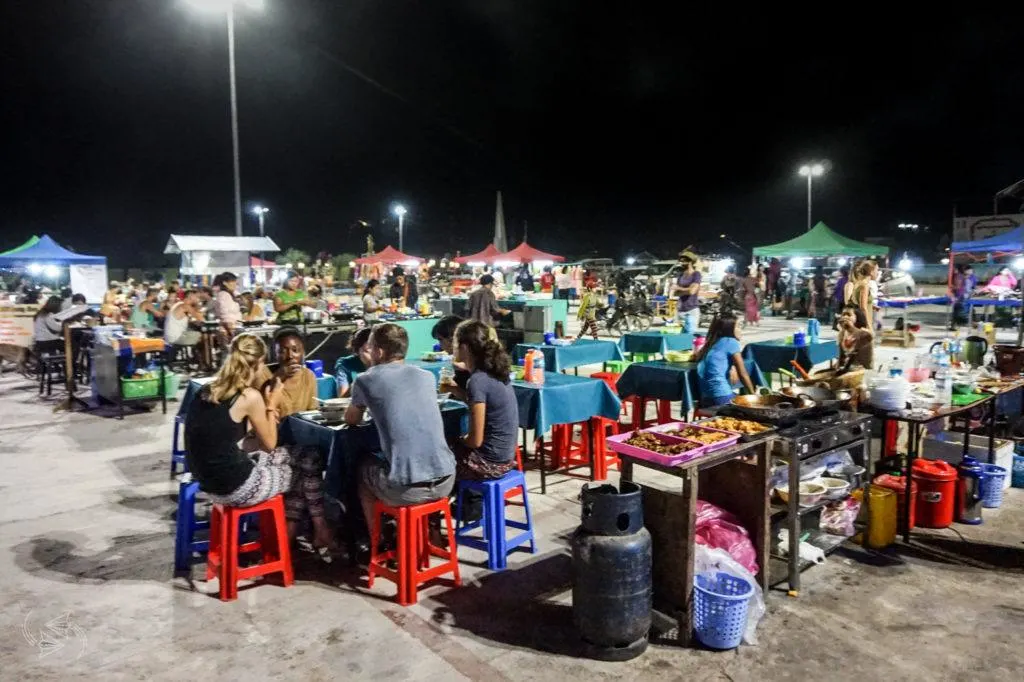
[182,0,265,236]
[798,163,826,232]
[392,204,408,252]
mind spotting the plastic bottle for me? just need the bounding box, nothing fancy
[527,349,546,385]
[934,353,953,406]
[888,356,903,378]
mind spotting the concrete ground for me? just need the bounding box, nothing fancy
[2,306,1024,681]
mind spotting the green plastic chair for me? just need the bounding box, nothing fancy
[603,360,632,374]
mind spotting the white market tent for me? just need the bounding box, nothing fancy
[164,235,280,280]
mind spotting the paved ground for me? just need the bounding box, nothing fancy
[2,306,1023,681]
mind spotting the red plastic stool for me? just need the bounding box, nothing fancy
[591,371,630,423]
[505,447,526,502]
[589,417,621,480]
[206,494,294,602]
[629,397,673,429]
[535,424,584,469]
[368,498,461,606]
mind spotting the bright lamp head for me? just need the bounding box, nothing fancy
[393,204,407,217]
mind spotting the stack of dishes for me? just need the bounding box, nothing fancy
[319,398,349,422]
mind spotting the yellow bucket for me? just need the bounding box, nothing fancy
[865,484,897,549]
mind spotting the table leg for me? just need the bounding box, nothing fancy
[619,458,633,483]
[160,353,167,415]
[987,399,996,464]
[903,421,917,543]
[587,419,596,482]
[787,440,800,595]
[962,410,972,459]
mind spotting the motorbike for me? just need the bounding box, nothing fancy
[603,280,654,335]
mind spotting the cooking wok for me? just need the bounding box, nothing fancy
[730,394,817,422]
[776,385,853,410]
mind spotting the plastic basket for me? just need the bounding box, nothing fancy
[980,464,1008,508]
[121,376,159,400]
[162,372,181,400]
[693,571,753,650]
[1012,454,1024,489]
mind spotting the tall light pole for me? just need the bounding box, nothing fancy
[184,0,264,236]
[393,204,408,252]
[798,163,825,231]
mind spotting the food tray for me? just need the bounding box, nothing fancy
[694,416,777,443]
[642,422,742,453]
[606,430,712,467]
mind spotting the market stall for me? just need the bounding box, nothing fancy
[0,234,108,303]
[752,222,890,261]
[90,329,169,419]
[949,226,1024,342]
[164,234,280,284]
[453,244,506,266]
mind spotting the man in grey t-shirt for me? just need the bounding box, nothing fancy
[346,324,455,537]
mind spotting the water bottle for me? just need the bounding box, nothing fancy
[439,358,455,389]
[888,356,903,378]
[935,354,953,406]
[807,318,820,343]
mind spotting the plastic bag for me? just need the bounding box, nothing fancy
[695,501,759,575]
[821,497,861,537]
[694,544,766,646]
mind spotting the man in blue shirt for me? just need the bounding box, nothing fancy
[672,257,702,333]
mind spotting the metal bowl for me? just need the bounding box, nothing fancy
[777,385,853,410]
[730,393,817,422]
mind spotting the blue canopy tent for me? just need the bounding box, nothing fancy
[949,225,1024,343]
[0,234,108,302]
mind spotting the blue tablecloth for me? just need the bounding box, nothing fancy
[619,331,694,356]
[316,374,337,400]
[968,297,1021,308]
[512,372,621,435]
[406,359,446,384]
[513,339,624,373]
[281,401,469,501]
[743,338,837,375]
[878,296,950,308]
[615,360,767,413]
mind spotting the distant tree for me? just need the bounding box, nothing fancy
[280,248,311,270]
[332,252,358,283]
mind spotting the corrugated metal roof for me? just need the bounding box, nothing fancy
[164,235,280,254]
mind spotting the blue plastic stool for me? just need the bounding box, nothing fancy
[171,415,188,477]
[174,477,209,572]
[455,470,537,570]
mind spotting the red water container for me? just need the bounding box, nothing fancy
[873,474,917,530]
[911,459,958,528]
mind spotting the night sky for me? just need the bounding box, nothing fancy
[2,2,1022,266]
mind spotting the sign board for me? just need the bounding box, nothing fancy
[69,263,109,305]
[0,304,36,348]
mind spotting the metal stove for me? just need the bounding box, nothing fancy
[775,410,872,459]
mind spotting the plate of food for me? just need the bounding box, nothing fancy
[421,351,449,362]
[606,430,710,466]
[693,415,775,441]
[646,423,741,452]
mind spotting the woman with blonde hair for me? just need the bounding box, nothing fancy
[184,333,292,509]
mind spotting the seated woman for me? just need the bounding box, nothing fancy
[251,328,336,553]
[33,295,65,356]
[185,334,292,511]
[694,314,755,407]
[451,320,519,480]
[334,327,372,397]
[812,305,873,391]
[344,324,455,539]
[979,266,1018,297]
[430,315,470,401]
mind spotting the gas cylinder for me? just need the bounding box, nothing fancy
[571,481,652,661]
[956,456,986,525]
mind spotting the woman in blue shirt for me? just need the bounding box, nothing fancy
[334,327,373,397]
[694,315,755,407]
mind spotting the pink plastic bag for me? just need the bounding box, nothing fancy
[695,501,759,575]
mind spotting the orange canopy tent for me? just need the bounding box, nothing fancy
[453,244,505,265]
[354,245,424,265]
[502,240,565,263]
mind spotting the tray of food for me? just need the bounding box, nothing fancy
[693,415,776,442]
[606,430,710,466]
[645,422,742,452]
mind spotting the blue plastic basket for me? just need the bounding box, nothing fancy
[980,464,1007,508]
[693,571,753,650]
[1012,454,1024,489]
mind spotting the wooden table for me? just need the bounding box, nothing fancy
[618,438,772,646]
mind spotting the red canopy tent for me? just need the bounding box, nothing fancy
[453,244,505,265]
[355,245,424,265]
[249,256,276,268]
[502,240,565,263]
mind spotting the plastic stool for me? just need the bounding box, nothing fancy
[206,495,294,602]
[505,447,526,502]
[536,423,585,469]
[368,498,461,605]
[602,360,631,374]
[629,397,673,429]
[171,414,188,477]
[174,477,209,572]
[628,353,656,363]
[589,417,620,480]
[456,470,537,570]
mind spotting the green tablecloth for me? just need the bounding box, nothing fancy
[618,331,695,356]
[513,339,624,373]
[512,372,621,435]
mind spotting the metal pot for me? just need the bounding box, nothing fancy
[777,384,853,410]
[729,394,817,422]
[993,345,1024,376]
[304,309,323,324]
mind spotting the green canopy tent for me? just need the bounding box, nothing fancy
[752,222,889,258]
[0,235,40,256]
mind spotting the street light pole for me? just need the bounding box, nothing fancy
[393,204,408,252]
[227,4,242,236]
[798,163,825,231]
[253,205,269,282]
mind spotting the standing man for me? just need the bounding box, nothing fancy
[469,275,511,327]
[672,257,702,333]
